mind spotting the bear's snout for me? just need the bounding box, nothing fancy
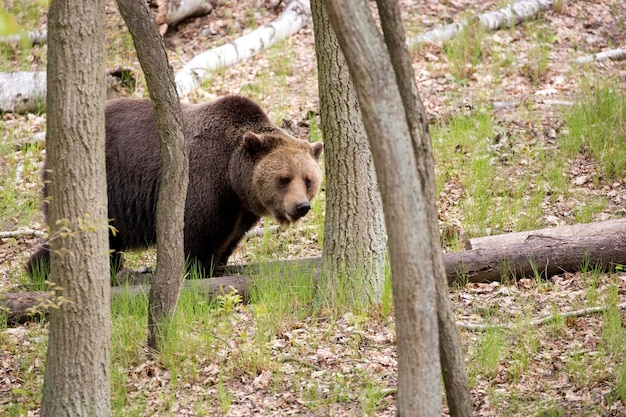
[295,202,311,217]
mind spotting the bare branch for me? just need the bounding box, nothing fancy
[457,302,626,332]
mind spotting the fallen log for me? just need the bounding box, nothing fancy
[574,46,626,64]
[445,231,626,285]
[1,274,255,325]
[175,0,311,96]
[3,219,626,323]
[0,71,47,114]
[468,218,626,250]
[0,291,51,324]
[408,0,555,47]
[0,30,47,45]
[0,69,136,114]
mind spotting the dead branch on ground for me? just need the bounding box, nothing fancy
[457,302,626,332]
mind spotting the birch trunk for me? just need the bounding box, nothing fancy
[575,46,626,64]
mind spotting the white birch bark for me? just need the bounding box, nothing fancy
[166,0,226,27]
[175,0,311,96]
[575,46,626,64]
[0,71,47,113]
[408,0,555,47]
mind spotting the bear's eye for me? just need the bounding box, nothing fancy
[278,176,291,186]
[305,178,312,189]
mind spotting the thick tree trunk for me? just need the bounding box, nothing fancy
[322,0,441,415]
[375,1,471,415]
[116,0,189,352]
[40,0,111,415]
[310,0,387,305]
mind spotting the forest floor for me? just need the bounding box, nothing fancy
[2,0,626,416]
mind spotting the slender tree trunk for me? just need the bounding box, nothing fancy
[116,0,189,352]
[375,1,471,415]
[310,0,387,306]
[40,0,110,415]
[322,0,441,415]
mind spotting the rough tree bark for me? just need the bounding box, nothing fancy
[116,0,189,351]
[40,0,111,415]
[310,0,387,305]
[375,1,471,415]
[447,232,626,284]
[322,0,442,414]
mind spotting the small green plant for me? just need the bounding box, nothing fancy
[612,359,626,407]
[601,281,626,356]
[535,401,566,417]
[250,261,316,334]
[216,286,243,314]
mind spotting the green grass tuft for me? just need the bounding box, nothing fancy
[563,78,626,180]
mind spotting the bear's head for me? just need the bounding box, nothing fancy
[233,131,323,227]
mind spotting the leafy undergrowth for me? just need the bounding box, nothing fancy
[2,0,626,416]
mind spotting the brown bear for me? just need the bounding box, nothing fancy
[27,95,323,277]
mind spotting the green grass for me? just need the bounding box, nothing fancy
[563,78,626,180]
[238,38,294,107]
[443,19,489,84]
[522,28,553,85]
[431,74,624,236]
[0,128,45,232]
[432,108,549,235]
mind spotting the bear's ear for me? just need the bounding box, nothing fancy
[311,142,324,161]
[243,131,267,155]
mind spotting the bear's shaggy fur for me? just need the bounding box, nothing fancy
[27,95,323,276]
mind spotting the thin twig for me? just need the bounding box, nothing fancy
[279,356,323,371]
[457,302,626,332]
